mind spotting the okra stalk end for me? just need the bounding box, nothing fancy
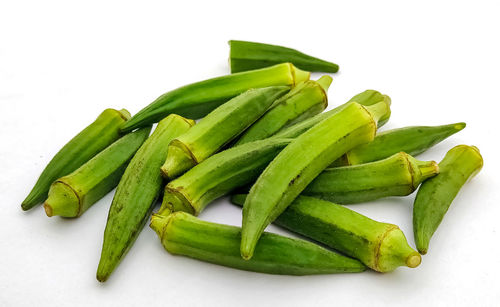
[150,213,172,240]
[159,186,196,216]
[363,98,391,128]
[161,140,197,180]
[416,160,440,183]
[43,182,80,218]
[117,109,132,121]
[316,75,333,91]
[376,226,421,272]
[291,64,311,85]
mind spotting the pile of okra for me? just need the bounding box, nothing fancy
[22,40,483,282]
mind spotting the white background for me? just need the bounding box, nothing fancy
[1,1,499,306]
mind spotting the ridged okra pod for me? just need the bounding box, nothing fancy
[332,122,466,166]
[241,99,391,260]
[413,145,483,255]
[232,195,421,272]
[122,63,310,132]
[150,212,366,275]
[229,40,339,73]
[304,152,439,204]
[43,127,151,218]
[234,76,331,145]
[96,115,194,282]
[22,108,130,210]
[161,86,289,179]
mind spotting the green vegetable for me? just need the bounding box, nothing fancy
[96,115,194,282]
[413,145,483,254]
[122,63,310,132]
[304,152,439,204]
[43,127,151,218]
[150,212,366,275]
[229,40,339,73]
[232,195,421,272]
[21,108,130,211]
[241,99,391,260]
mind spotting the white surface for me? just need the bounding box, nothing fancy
[1,1,499,306]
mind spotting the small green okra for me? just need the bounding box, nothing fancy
[22,108,130,211]
[234,76,332,145]
[413,145,483,255]
[43,127,151,218]
[241,99,391,260]
[161,86,290,179]
[232,195,421,272]
[150,212,366,275]
[122,63,310,132]
[304,152,439,204]
[96,115,194,283]
[229,40,339,73]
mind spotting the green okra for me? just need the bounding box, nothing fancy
[22,108,131,211]
[161,86,290,179]
[150,212,366,275]
[232,195,421,272]
[413,145,483,255]
[96,114,194,282]
[234,76,332,145]
[304,152,439,204]
[332,122,466,166]
[229,40,339,73]
[43,127,151,218]
[122,63,310,132]
[241,99,391,260]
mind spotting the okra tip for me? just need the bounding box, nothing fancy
[43,182,80,218]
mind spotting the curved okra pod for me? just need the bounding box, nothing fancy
[241,99,391,260]
[122,63,310,132]
[161,86,290,179]
[229,40,339,73]
[150,212,366,275]
[234,76,331,145]
[43,127,151,218]
[232,195,421,272]
[96,115,194,282]
[22,108,130,210]
[413,145,483,255]
[304,152,439,204]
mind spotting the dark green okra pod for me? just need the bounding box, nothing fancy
[161,86,290,179]
[413,145,483,255]
[122,63,310,132]
[232,195,421,272]
[150,212,366,275]
[229,40,339,73]
[234,76,332,145]
[304,152,439,204]
[96,115,194,282]
[241,99,391,260]
[22,108,130,210]
[43,127,151,218]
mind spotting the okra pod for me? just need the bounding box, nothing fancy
[150,212,366,275]
[43,127,151,218]
[304,152,439,204]
[122,63,310,132]
[413,145,483,255]
[232,195,421,272]
[241,99,391,260]
[96,115,194,282]
[234,76,331,145]
[22,108,130,210]
[229,40,339,73]
[161,86,290,179]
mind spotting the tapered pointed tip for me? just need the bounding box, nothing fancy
[454,122,466,131]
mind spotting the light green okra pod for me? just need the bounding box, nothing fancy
[43,127,151,218]
[96,114,194,283]
[161,86,290,179]
[413,145,483,255]
[232,195,421,272]
[241,99,391,260]
[22,108,130,210]
[122,63,310,132]
[150,212,366,275]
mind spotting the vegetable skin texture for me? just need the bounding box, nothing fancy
[21,108,130,210]
[96,114,194,282]
[150,212,366,275]
[413,145,483,255]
